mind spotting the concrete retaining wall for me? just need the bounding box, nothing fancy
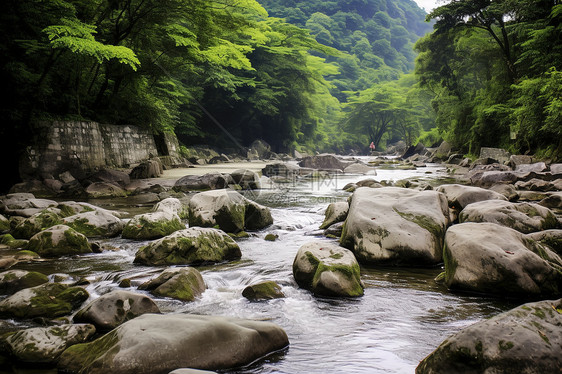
[21,121,178,179]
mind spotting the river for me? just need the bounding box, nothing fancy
[4,158,517,374]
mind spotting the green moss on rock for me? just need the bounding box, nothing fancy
[242,281,285,301]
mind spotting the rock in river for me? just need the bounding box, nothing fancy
[27,225,92,257]
[340,187,450,265]
[436,184,507,210]
[443,222,562,298]
[134,227,241,266]
[188,190,272,233]
[122,198,185,240]
[293,242,363,297]
[242,281,285,301]
[57,314,289,374]
[459,200,560,234]
[0,283,89,319]
[319,202,348,230]
[417,298,562,374]
[0,269,48,295]
[1,324,96,364]
[138,267,206,302]
[74,290,160,331]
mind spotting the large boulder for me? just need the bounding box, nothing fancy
[138,267,206,301]
[436,184,508,210]
[319,202,348,230]
[1,324,96,364]
[242,281,285,301]
[0,283,89,319]
[416,298,562,374]
[122,198,185,240]
[527,230,562,255]
[298,154,350,171]
[343,163,377,175]
[248,139,272,159]
[129,160,163,179]
[401,143,428,159]
[443,222,562,298]
[173,173,230,192]
[12,208,63,239]
[340,187,450,265]
[85,169,130,187]
[27,225,92,257]
[459,200,559,234]
[230,169,261,190]
[0,193,57,217]
[261,163,301,180]
[0,214,9,232]
[74,291,161,331]
[134,227,241,266]
[62,210,124,237]
[188,190,272,233]
[0,270,48,295]
[85,182,127,198]
[293,242,363,297]
[58,314,289,374]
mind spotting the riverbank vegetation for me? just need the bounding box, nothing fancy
[417,0,562,159]
[1,0,561,187]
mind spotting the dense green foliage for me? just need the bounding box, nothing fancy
[260,0,432,97]
[416,0,562,158]
[0,0,432,168]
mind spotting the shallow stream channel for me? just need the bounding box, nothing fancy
[4,158,517,374]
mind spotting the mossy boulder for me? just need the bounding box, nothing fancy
[293,242,364,297]
[134,227,241,266]
[319,202,349,230]
[230,169,261,190]
[1,324,95,364]
[122,211,184,240]
[0,193,57,217]
[138,268,206,302]
[188,190,272,233]
[74,290,160,331]
[0,270,48,295]
[416,298,562,374]
[11,208,63,239]
[122,198,185,240]
[436,184,508,210]
[0,214,9,232]
[459,200,560,234]
[57,314,289,374]
[340,187,450,266]
[526,230,562,255]
[28,225,92,257]
[443,222,562,298]
[0,234,29,249]
[85,182,127,198]
[242,281,285,301]
[172,173,230,192]
[63,210,124,238]
[0,283,89,319]
[324,222,344,238]
[153,198,188,219]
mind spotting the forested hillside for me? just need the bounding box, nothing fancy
[417,0,562,158]
[260,0,431,96]
[0,0,431,163]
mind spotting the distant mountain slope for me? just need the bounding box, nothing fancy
[260,0,432,97]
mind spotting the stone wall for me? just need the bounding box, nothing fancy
[21,121,164,179]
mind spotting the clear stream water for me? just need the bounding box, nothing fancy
[3,159,517,374]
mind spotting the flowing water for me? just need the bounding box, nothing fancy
[4,159,517,374]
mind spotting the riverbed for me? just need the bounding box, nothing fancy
[4,159,517,374]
